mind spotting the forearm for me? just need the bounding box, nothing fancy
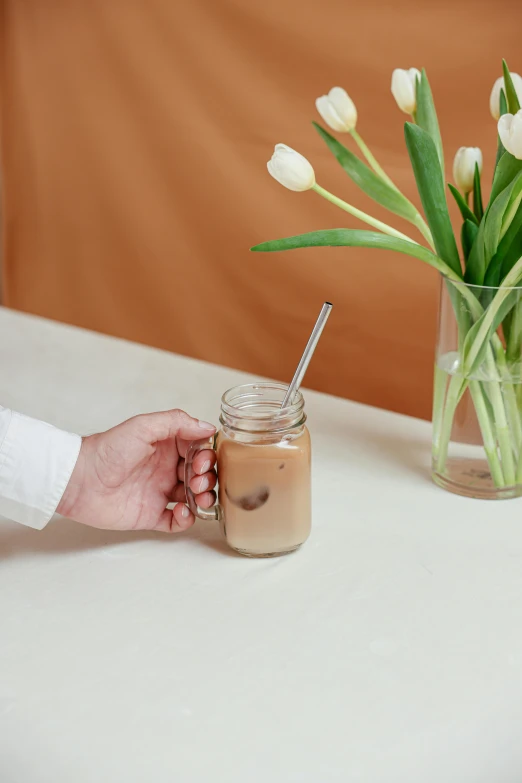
[56,435,93,520]
[0,406,81,529]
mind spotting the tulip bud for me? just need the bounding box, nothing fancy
[315,87,357,133]
[498,111,522,160]
[391,68,421,114]
[490,73,522,120]
[267,144,316,192]
[452,147,483,193]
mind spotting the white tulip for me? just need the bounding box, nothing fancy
[391,68,421,114]
[498,111,522,160]
[267,144,316,192]
[490,73,522,120]
[452,147,483,193]
[315,87,357,132]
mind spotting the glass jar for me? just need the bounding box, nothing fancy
[185,382,311,557]
[432,275,522,499]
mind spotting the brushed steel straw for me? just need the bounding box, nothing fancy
[281,302,333,409]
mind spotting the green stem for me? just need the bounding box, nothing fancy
[506,299,522,366]
[413,213,436,251]
[514,304,522,483]
[313,184,416,243]
[464,257,522,375]
[435,373,466,475]
[493,342,522,456]
[516,438,522,483]
[434,361,508,489]
[350,129,398,190]
[484,348,516,486]
[438,276,522,490]
[469,381,506,488]
[350,129,435,250]
[432,361,448,463]
[502,381,521,457]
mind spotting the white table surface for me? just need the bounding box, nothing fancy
[1,307,522,783]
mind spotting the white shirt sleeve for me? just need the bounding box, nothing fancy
[0,406,82,530]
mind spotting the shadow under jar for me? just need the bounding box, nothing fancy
[432,275,522,500]
[185,383,311,557]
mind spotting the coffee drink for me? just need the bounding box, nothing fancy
[217,428,311,556]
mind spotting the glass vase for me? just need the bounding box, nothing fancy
[432,275,522,500]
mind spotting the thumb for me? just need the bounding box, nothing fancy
[134,409,215,443]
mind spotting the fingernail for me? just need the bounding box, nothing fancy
[200,460,211,474]
[198,420,215,430]
[181,505,190,518]
[198,476,209,492]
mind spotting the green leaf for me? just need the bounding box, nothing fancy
[503,60,521,114]
[464,219,485,284]
[461,219,478,262]
[252,229,485,331]
[505,300,522,364]
[483,200,522,286]
[501,176,522,238]
[404,123,461,277]
[254,227,476,340]
[463,254,522,375]
[312,122,418,223]
[415,69,444,175]
[463,290,520,376]
[491,152,522,203]
[484,184,514,261]
[472,164,484,222]
[502,308,514,349]
[484,171,522,265]
[484,250,505,288]
[448,184,478,225]
[251,228,456,276]
[495,89,508,168]
[500,202,522,279]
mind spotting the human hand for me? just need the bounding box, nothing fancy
[57,410,216,532]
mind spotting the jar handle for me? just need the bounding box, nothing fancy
[184,436,222,522]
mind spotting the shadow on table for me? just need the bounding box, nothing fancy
[0,515,238,561]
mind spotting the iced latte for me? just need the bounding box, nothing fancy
[217,428,311,556]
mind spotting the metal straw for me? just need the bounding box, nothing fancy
[281,302,333,409]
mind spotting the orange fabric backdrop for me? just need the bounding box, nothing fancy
[1,0,520,419]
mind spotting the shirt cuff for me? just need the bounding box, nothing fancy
[0,411,82,529]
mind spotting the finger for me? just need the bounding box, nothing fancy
[169,484,216,508]
[195,490,216,509]
[177,456,216,483]
[134,410,215,445]
[177,436,214,460]
[177,449,215,482]
[172,503,195,530]
[169,486,216,508]
[153,508,176,532]
[153,506,195,533]
[170,483,188,503]
[190,470,217,495]
[192,449,217,475]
